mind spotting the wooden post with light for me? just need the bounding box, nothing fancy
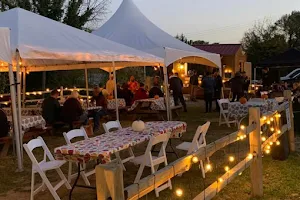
[284,90,295,152]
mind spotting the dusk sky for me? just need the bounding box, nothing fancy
[101,0,300,44]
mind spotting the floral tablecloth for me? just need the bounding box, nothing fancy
[54,121,187,163]
[7,115,46,132]
[107,98,126,110]
[3,108,42,116]
[128,98,175,111]
[228,99,279,119]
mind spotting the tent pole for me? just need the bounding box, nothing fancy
[22,67,26,108]
[16,51,23,163]
[84,67,89,108]
[112,60,119,121]
[8,63,23,172]
[144,66,146,82]
[163,64,171,121]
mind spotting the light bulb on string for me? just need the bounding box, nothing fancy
[269,142,273,146]
[265,149,271,154]
[229,156,235,162]
[262,116,267,121]
[224,166,230,172]
[175,189,183,197]
[270,117,274,122]
[206,163,212,171]
[277,130,281,134]
[240,125,245,130]
[262,137,266,142]
[260,131,263,134]
[247,153,253,159]
[276,141,280,146]
[270,127,274,132]
[266,145,271,150]
[267,120,271,125]
[218,178,224,183]
[192,156,199,163]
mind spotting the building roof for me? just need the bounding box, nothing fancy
[193,44,242,56]
[258,48,300,67]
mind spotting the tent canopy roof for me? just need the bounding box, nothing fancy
[258,48,300,68]
[93,0,221,67]
[0,8,163,72]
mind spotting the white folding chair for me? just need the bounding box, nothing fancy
[218,99,236,127]
[63,127,94,186]
[130,133,172,197]
[176,122,210,178]
[23,136,71,200]
[102,120,134,171]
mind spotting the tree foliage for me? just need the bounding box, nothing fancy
[175,33,210,45]
[242,11,300,66]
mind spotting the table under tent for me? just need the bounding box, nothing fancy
[93,0,222,118]
[0,8,163,172]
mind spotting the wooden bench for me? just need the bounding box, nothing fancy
[159,105,183,120]
[128,102,163,120]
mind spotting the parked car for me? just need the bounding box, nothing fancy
[280,69,300,81]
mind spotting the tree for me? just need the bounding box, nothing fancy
[242,21,288,67]
[175,33,210,45]
[193,40,209,45]
[274,11,300,48]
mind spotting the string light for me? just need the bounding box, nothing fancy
[240,125,245,130]
[262,116,267,121]
[275,114,281,118]
[277,130,281,134]
[192,156,199,163]
[175,189,183,197]
[267,120,271,125]
[218,178,224,183]
[276,141,280,146]
[33,92,37,95]
[247,153,253,159]
[260,131,263,134]
[269,142,273,146]
[270,127,275,132]
[224,166,230,172]
[238,172,243,176]
[265,149,271,154]
[266,145,271,150]
[270,117,274,122]
[229,156,235,162]
[46,88,50,92]
[0,95,3,98]
[206,163,212,171]
[262,137,266,142]
[19,61,22,65]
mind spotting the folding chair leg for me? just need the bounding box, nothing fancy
[80,163,91,186]
[200,160,205,178]
[30,171,35,200]
[134,164,145,183]
[115,152,126,171]
[68,162,72,183]
[38,171,61,200]
[56,168,71,190]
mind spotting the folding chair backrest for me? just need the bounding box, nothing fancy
[188,122,211,154]
[63,127,88,144]
[23,136,55,166]
[218,99,230,112]
[103,120,122,133]
[145,133,170,156]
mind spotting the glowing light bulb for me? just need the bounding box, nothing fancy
[175,189,183,197]
[247,153,253,159]
[239,172,243,176]
[236,136,240,141]
[255,87,259,90]
[224,166,230,172]
[267,120,271,125]
[277,130,281,134]
[0,95,3,98]
[26,71,30,74]
[46,88,50,92]
[276,141,280,146]
[206,164,212,171]
[218,178,224,183]
[262,137,266,142]
[266,145,271,150]
[269,142,273,146]
[33,92,37,95]
[270,127,274,132]
[240,125,245,130]
[270,118,274,122]
[229,156,235,162]
[192,156,199,163]
[263,116,267,121]
[260,131,263,134]
[265,149,270,154]
[38,92,42,95]
[19,61,22,65]
[26,92,30,95]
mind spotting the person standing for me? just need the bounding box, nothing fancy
[128,75,139,94]
[106,73,115,96]
[213,69,223,111]
[149,76,164,98]
[42,89,61,125]
[241,71,250,96]
[262,67,271,91]
[229,72,244,102]
[201,72,215,113]
[190,70,199,101]
[169,72,187,112]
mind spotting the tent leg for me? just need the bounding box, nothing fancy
[85,68,89,107]
[112,61,119,121]
[16,51,23,163]
[8,64,23,172]
[144,66,146,82]
[22,68,26,108]
[163,65,171,121]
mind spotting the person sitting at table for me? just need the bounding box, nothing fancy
[62,90,88,128]
[128,75,139,94]
[42,89,61,125]
[0,109,9,138]
[132,83,148,103]
[90,87,108,132]
[119,83,133,106]
[149,77,164,98]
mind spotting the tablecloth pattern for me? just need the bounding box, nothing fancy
[228,99,279,119]
[3,108,42,116]
[7,115,46,132]
[107,99,126,110]
[129,98,176,111]
[54,121,187,163]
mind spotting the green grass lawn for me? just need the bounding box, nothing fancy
[0,102,299,200]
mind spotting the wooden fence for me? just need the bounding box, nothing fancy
[96,91,295,200]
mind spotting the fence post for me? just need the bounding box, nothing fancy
[284,90,295,152]
[96,160,125,200]
[249,107,263,197]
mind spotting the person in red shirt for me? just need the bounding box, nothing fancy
[128,76,139,93]
[132,83,148,103]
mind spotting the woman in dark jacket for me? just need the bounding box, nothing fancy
[229,72,244,102]
[201,72,216,113]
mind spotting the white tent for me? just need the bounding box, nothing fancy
[0,8,164,172]
[0,8,163,72]
[92,0,221,68]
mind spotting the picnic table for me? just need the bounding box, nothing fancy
[54,121,187,164]
[107,98,126,110]
[128,97,175,111]
[7,115,46,132]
